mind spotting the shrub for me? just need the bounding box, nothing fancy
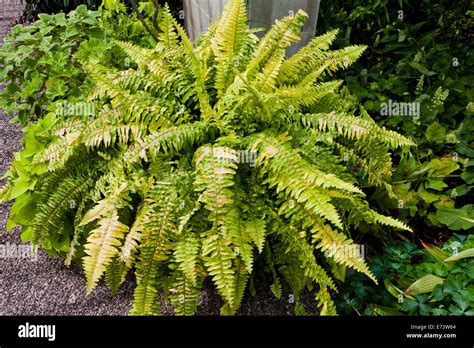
[318,0,474,236]
[0,6,103,125]
[336,234,474,316]
[23,0,103,21]
[2,0,413,315]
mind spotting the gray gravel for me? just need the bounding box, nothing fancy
[0,2,315,316]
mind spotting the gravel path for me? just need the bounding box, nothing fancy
[0,2,312,316]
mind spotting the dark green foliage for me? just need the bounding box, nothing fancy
[336,234,474,316]
[319,0,474,235]
[23,0,103,21]
[0,6,103,125]
[0,3,149,126]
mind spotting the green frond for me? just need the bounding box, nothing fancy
[0,179,13,204]
[245,219,266,253]
[202,234,236,307]
[280,29,340,83]
[222,208,254,273]
[245,10,308,80]
[252,133,344,229]
[158,3,179,46]
[301,112,415,148]
[105,255,127,295]
[193,145,238,223]
[211,0,247,61]
[112,69,163,95]
[334,141,393,186]
[277,222,337,292]
[86,65,176,126]
[130,260,162,316]
[220,257,249,315]
[311,223,377,282]
[173,234,200,286]
[131,182,179,315]
[168,270,201,315]
[272,80,343,111]
[280,31,366,85]
[255,49,285,92]
[316,287,338,316]
[33,131,81,171]
[83,213,129,293]
[79,183,129,226]
[83,123,141,148]
[337,198,412,232]
[120,201,148,269]
[65,193,93,267]
[144,122,212,158]
[33,174,94,244]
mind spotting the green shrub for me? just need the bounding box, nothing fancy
[319,0,474,235]
[1,0,413,315]
[23,0,103,21]
[336,234,474,316]
[0,3,154,126]
[0,6,103,125]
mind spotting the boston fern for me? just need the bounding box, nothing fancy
[1,0,414,315]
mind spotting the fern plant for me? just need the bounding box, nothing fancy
[2,0,414,315]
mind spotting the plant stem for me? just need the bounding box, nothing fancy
[130,0,159,42]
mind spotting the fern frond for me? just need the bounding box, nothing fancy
[311,223,376,282]
[202,234,236,307]
[194,145,238,223]
[33,174,94,244]
[79,183,129,226]
[169,270,201,315]
[83,123,141,148]
[252,133,345,229]
[222,208,254,273]
[173,234,200,285]
[245,10,308,80]
[144,122,212,157]
[337,198,412,232]
[33,131,81,171]
[211,0,247,61]
[158,3,179,46]
[265,80,344,115]
[220,257,249,315]
[278,222,337,292]
[245,219,266,253]
[120,201,148,268]
[280,33,366,85]
[301,112,415,148]
[255,49,285,92]
[83,213,129,293]
[279,29,340,82]
[105,255,127,294]
[131,182,179,315]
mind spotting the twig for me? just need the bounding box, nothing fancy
[130,0,159,42]
[151,0,162,35]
